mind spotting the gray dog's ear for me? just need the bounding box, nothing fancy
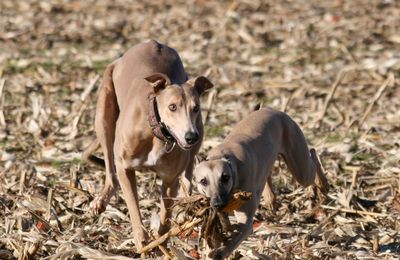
[189,76,214,95]
[195,153,207,165]
[145,73,171,93]
[221,154,231,165]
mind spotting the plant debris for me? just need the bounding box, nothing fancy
[1,0,399,259]
[170,191,252,250]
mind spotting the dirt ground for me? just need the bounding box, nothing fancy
[1,0,399,259]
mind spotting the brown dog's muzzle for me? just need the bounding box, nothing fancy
[185,131,199,145]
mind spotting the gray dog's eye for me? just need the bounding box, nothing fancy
[193,104,200,113]
[200,178,208,186]
[221,174,230,183]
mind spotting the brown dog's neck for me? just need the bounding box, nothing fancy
[147,93,175,151]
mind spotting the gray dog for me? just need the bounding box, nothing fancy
[193,107,328,259]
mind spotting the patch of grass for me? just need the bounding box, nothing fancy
[52,87,73,103]
[259,95,275,105]
[3,59,58,75]
[335,178,345,187]
[61,87,72,97]
[272,177,287,191]
[40,60,57,71]
[350,132,361,141]
[205,126,225,138]
[51,159,64,169]
[0,140,7,148]
[51,157,83,169]
[60,60,84,72]
[3,60,24,74]
[352,150,374,162]
[326,133,342,143]
[71,157,82,165]
[92,59,111,73]
[47,179,56,188]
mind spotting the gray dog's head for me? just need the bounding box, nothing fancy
[193,156,235,209]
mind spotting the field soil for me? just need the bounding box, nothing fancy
[1,0,399,259]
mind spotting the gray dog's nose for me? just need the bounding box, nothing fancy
[185,132,199,145]
[211,198,225,209]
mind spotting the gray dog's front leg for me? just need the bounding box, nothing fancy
[210,198,257,259]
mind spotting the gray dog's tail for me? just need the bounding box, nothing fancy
[82,139,105,168]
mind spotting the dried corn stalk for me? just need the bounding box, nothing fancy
[139,191,252,254]
[172,191,252,248]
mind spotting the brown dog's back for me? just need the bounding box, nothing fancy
[112,40,187,108]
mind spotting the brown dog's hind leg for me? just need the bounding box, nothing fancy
[82,139,105,168]
[91,61,120,214]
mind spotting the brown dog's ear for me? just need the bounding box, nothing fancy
[189,76,214,95]
[145,73,171,93]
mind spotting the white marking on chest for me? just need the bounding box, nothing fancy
[234,211,249,224]
[145,147,162,166]
[130,146,165,168]
[130,158,141,168]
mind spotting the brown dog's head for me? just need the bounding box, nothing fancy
[145,73,213,150]
[193,155,235,209]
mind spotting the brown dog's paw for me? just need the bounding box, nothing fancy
[134,229,149,252]
[89,195,108,215]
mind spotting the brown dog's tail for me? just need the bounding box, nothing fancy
[82,139,105,168]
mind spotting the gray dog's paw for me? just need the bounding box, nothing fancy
[209,246,228,260]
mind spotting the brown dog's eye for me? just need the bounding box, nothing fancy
[193,104,200,113]
[169,104,177,111]
[200,178,208,186]
[221,174,230,183]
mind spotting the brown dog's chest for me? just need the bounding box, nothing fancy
[128,143,165,170]
[123,141,189,178]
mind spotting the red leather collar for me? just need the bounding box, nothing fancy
[147,93,175,151]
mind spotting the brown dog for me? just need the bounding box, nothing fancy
[193,107,328,259]
[83,40,213,249]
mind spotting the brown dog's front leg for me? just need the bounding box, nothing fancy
[158,178,179,236]
[116,164,148,250]
[179,154,196,197]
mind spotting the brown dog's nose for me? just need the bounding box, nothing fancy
[185,132,199,145]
